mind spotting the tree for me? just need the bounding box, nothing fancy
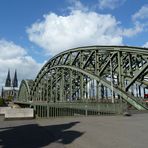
[0,97,5,106]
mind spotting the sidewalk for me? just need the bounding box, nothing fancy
[0,114,148,148]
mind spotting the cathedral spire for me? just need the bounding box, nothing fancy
[5,69,11,87]
[13,69,18,87]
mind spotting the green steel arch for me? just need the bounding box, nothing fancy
[28,45,148,110]
[18,46,148,117]
[18,80,34,102]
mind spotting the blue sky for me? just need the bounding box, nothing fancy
[0,0,148,87]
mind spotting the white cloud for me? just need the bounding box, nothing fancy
[130,5,148,38]
[0,39,42,90]
[27,10,123,56]
[123,23,143,37]
[0,39,26,59]
[68,0,88,12]
[143,42,148,48]
[132,5,148,21]
[98,0,126,10]
[27,1,145,56]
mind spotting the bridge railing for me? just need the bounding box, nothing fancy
[32,102,126,118]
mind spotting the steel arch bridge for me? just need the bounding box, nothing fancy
[17,80,33,103]
[17,46,148,117]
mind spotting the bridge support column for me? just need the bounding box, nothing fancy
[85,105,88,116]
[118,51,123,113]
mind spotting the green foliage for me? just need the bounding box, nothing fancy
[0,98,4,106]
[7,96,13,101]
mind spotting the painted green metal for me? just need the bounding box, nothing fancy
[18,80,33,102]
[17,46,148,118]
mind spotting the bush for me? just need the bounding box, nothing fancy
[7,95,13,101]
[0,98,4,106]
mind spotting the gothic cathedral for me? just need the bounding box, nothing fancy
[1,70,19,101]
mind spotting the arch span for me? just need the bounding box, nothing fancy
[18,80,34,102]
[19,46,148,112]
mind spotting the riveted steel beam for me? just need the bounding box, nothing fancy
[99,52,117,76]
[125,63,148,91]
[18,46,148,113]
[52,65,147,110]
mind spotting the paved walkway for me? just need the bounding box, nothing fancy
[0,114,148,148]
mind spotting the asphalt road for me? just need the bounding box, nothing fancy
[0,114,148,148]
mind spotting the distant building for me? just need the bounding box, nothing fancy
[2,70,19,101]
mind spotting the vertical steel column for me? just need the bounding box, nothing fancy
[34,87,37,102]
[118,51,122,88]
[41,79,43,101]
[85,76,88,100]
[144,87,146,97]
[101,84,104,100]
[37,85,40,101]
[70,53,73,101]
[50,72,53,102]
[95,50,100,101]
[118,51,123,112]
[41,79,44,101]
[136,84,138,97]
[92,80,95,100]
[110,53,114,103]
[139,85,141,97]
[80,51,84,101]
[43,78,45,101]
[129,53,133,77]
[70,70,72,101]
[39,83,41,101]
[47,75,49,102]
[55,68,58,102]
[60,70,63,102]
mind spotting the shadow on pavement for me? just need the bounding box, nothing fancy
[0,121,83,148]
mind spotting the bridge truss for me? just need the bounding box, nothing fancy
[17,46,148,117]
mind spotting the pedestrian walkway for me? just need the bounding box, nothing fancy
[0,114,148,148]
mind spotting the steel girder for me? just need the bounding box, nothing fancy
[19,46,148,110]
[18,80,33,102]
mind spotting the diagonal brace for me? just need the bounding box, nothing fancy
[99,52,117,76]
[83,51,95,69]
[63,54,70,64]
[72,52,80,65]
[125,62,148,91]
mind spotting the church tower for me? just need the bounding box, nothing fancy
[12,70,18,87]
[5,69,11,87]
[2,69,19,101]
